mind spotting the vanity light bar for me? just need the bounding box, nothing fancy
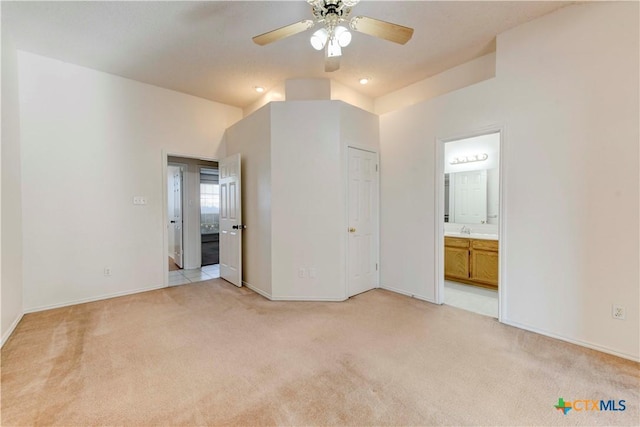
[450,153,488,165]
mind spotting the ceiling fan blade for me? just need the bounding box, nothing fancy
[325,54,341,72]
[350,16,414,45]
[253,20,314,46]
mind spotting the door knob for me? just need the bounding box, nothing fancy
[349,227,356,233]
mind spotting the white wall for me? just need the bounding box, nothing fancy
[375,52,496,115]
[1,30,24,345]
[331,80,375,114]
[270,101,379,300]
[243,82,285,117]
[271,101,345,300]
[226,100,378,301]
[380,2,639,360]
[224,105,273,296]
[18,52,242,312]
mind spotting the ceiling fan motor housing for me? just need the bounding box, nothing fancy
[309,0,357,21]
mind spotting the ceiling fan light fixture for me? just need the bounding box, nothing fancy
[327,38,342,57]
[310,28,329,50]
[334,25,352,47]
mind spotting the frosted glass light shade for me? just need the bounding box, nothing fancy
[334,26,351,47]
[310,28,329,50]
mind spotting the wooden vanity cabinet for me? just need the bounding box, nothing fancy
[444,237,470,280]
[445,236,499,289]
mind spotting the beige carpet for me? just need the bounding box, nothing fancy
[1,280,638,426]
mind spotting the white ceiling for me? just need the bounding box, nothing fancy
[2,1,575,108]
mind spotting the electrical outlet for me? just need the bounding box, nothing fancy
[309,268,317,279]
[104,267,112,277]
[298,268,305,278]
[612,304,625,320]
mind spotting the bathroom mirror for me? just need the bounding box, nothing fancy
[444,132,501,226]
[444,169,499,225]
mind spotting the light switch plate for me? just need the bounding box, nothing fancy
[133,196,147,205]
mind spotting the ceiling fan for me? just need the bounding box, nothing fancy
[252,0,414,72]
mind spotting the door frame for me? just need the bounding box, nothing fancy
[162,151,218,287]
[434,126,507,322]
[345,145,380,298]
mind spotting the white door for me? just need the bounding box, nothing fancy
[172,168,184,268]
[347,148,379,297]
[219,153,243,287]
[453,170,487,224]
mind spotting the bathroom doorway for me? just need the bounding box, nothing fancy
[436,130,504,319]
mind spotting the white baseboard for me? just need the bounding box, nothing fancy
[270,295,347,301]
[242,281,347,301]
[243,281,273,300]
[380,284,438,304]
[502,318,640,363]
[1,311,24,348]
[381,284,638,362]
[23,284,167,314]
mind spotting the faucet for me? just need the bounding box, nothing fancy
[460,225,471,235]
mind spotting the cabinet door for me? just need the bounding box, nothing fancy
[444,246,469,280]
[470,249,499,287]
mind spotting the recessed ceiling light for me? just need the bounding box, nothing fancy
[359,78,370,85]
[255,86,265,93]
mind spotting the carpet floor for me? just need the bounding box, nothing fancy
[1,280,638,426]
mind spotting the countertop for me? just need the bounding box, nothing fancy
[445,232,499,241]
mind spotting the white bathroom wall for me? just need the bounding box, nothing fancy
[224,105,273,297]
[380,2,639,360]
[18,52,242,312]
[1,30,24,345]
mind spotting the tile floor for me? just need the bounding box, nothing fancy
[168,264,220,286]
[444,280,498,318]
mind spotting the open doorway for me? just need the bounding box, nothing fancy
[165,156,220,285]
[436,130,504,319]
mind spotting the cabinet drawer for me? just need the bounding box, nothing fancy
[471,239,498,251]
[445,237,470,248]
